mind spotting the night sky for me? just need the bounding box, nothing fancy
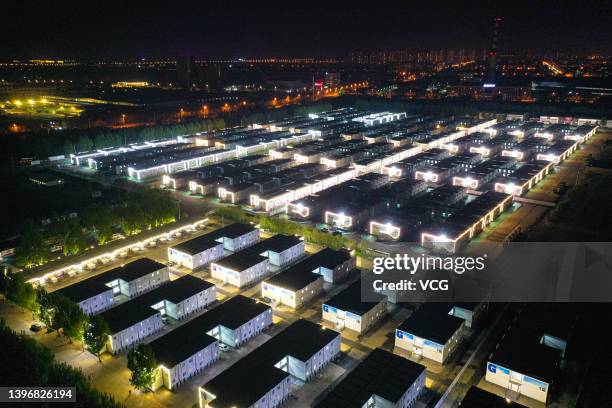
[3,0,611,59]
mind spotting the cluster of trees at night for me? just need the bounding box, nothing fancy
[15,189,178,268]
[62,117,227,156]
[127,344,157,391]
[3,117,227,160]
[214,207,368,255]
[0,319,125,408]
[3,101,338,161]
[0,269,111,361]
[238,103,333,127]
[1,269,150,393]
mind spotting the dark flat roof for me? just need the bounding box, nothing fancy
[202,319,338,408]
[208,223,256,240]
[213,234,302,271]
[131,296,264,367]
[206,363,287,408]
[171,223,257,256]
[100,275,213,333]
[325,280,386,316]
[100,299,160,334]
[150,274,214,304]
[460,386,528,407]
[213,251,267,271]
[315,348,426,408]
[170,235,222,256]
[55,258,166,303]
[314,247,352,270]
[397,302,464,345]
[246,234,303,254]
[188,295,270,332]
[265,262,321,291]
[149,322,216,369]
[264,248,351,291]
[489,304,574,384]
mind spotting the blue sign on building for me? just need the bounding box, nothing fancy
[524,375,548,388]
[488,363,510,375]
[396,330,414,340]
[424,339,443,351]
[323,304,337,313]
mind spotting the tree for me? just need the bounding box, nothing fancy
[49,294,75,337]
[15,221,49,268]
[127,344,157,391]
[76,135,93,153]
[63,303,88,344]
[84,315,110,362]
[63,140,75,156]
[3,270,37,312]
[36,287,54,328]
[0,266,9,294]
[0,320,126,408]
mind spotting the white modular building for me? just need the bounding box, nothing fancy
[211,234,305,288]
[262,267,323,310]
[200,294,273,348]
[315,348,427,408]
[101,275,216,354]
[322,280,388,334]
[150,295,271,391]
[211,252,269,288]
[168,236,224,270]
[262,248,355,309]
[56,258,169,315]
[395,303,465,364]
[167,223,260,269]
[199,319,340,408]
[210,222,260,252]
[486,305,573,404]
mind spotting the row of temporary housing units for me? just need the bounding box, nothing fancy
[283,167,512,252]
[28,218,209,287]
[54,258,217,353]
[315,347,427,408]
[51,222,314,362]
[250,119,498,213]
[142,112,405,183]
[168,222,358,309]
[153,115,490,210]
[69,139,178,166]
[420,191,514,253]
[485,304,578,404]
[56,260,275,390]
[394,301,487,364]
[377,129,596,250]
[150,295,272,391]
[491,124,596,196]
[128,130,318,180]
[127,109,406,180]
[261,247,356,308]
[182,116,441,206]
[198,319,341,408]
[167,222,308,289]
[391,301,579,405]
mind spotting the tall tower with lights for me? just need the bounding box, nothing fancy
[485,17,502,87]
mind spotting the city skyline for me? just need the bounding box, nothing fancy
[3,0,612,59]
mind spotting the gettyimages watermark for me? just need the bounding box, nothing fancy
[361,242,612,303]
[372,253,487,275]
